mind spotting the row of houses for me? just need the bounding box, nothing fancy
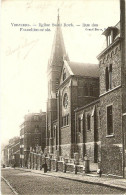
[2,0,126,178]
[2,137,20,167]
[2,111,46,168]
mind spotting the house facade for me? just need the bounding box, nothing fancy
[2,136,20,167]
[20,111,46,167]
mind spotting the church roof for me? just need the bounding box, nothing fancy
[67,61,99,78]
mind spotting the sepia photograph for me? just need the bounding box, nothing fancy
[1,0,126,194]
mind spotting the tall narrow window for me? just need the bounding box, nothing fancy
[87,114,91,130]
[63,68,66,81]
[53,127,55,137]
[66,114,69,125]
[105,67,109,91]
[107,105,113,135]
[78,118,83,132]
[109,64,112,90]
[64,116,66,126]
[35,137,39,146]
[105,65,112,91]
[78,118,81,132]
[62,117,64,127]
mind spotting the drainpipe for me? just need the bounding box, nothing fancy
[120,0,125,178]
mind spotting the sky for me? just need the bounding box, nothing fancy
[1,0,120,146]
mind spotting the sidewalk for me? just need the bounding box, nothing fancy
[1,177,16,195]
[16,168,126,191]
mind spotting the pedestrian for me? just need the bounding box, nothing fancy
[40,165,42,170]
[43,162,47,173]
[97,168,102,177]
[97,160,102,177]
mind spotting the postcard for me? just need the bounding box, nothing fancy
[1,0,126,194]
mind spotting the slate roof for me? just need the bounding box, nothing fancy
[67,61,99,78]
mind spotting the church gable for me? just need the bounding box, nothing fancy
[60,60,74,85]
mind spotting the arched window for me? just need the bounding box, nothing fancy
[78,117,83,132]
[63,93,68,108]
[87,114,91,130]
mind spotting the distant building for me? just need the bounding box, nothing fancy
[2,145,9,167]
[2,136,20,167]
[20,111,46,167]
[9,137,20,167]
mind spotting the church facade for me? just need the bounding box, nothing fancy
[46,1,126,178]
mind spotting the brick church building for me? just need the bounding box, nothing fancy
[46,0,126,178]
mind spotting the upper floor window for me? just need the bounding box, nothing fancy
[105,67,109,91]
[103,27,119,47]
[34,136,39,146]
[63,93,68,109]
[34,115,39,121]
[107,34,112,46]
[63,68,66,81]
[109,64,112,89]
[53,126,57,137]
[105,64,112,91]
[35,125,39,132]
[107,105,113,135]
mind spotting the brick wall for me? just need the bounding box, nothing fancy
[57,161,64,172]
[66,164,74,172]
[51,159,56,170]
[99,39,123,176]
[75,101,100,162]
[101,145,123,176]
[100,89,122,145]
[60,144,71,158]
[60,126,71,144]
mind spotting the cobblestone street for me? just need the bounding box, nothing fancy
[1,168,126,194]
